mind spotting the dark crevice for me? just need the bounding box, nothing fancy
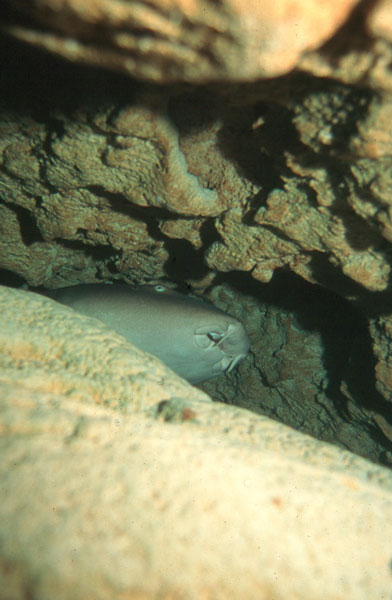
[54,237,116,259]
[308,252,392,317]
[255,223,302,246]
[317,0,379,70]
[198,217,221,248]
[210,269,392,453]
[85,186,187,221]
[167,92,220,134]
[84,186,213,282]
[0,268,26,288]
[241,189,270,225]
[0,29,140,122]
[0,201,44,246]
[15,204,44,245]
[163,238,209,281]
[141,216,211,283]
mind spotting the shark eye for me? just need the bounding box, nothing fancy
[154,285,166,293]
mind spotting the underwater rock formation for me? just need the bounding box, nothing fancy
[1,0,361,83]
[0,1,392,596]
[0,285,391,600]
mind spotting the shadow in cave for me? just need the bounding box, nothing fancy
[54,237,117,260]
[0,26,143,122]
[212,268,392,458]
[85,187,218,285]
[209,75,382,258]
[145,219,213,284]
[249,85,392,298]
[316,0,379,79]
[168,86,287,223]
[167,91,222,136]
[308,251,392,317]
[0,201,44,246]
[0,268,26,288]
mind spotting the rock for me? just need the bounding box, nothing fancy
[0,284,391,599]
[1,0,360,83]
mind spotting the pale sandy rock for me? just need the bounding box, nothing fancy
[1,0,360,83]
[368,0,392,42]
[0,284,392,599]
[299,1,392,92]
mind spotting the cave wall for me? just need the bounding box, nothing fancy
[0,1,392,597]
[0,22,391,463]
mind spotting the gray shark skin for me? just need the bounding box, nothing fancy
[49,283,250,384]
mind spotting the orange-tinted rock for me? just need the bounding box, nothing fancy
[2,0,360,82]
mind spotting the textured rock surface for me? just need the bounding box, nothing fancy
[1,3,392,596]
[200,278,392,465]
[1,71,391,295]
[1,285,392,600]
[301,0,392,92]
[0,24,392,461]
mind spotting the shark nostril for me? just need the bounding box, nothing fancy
[207,332,224,345]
